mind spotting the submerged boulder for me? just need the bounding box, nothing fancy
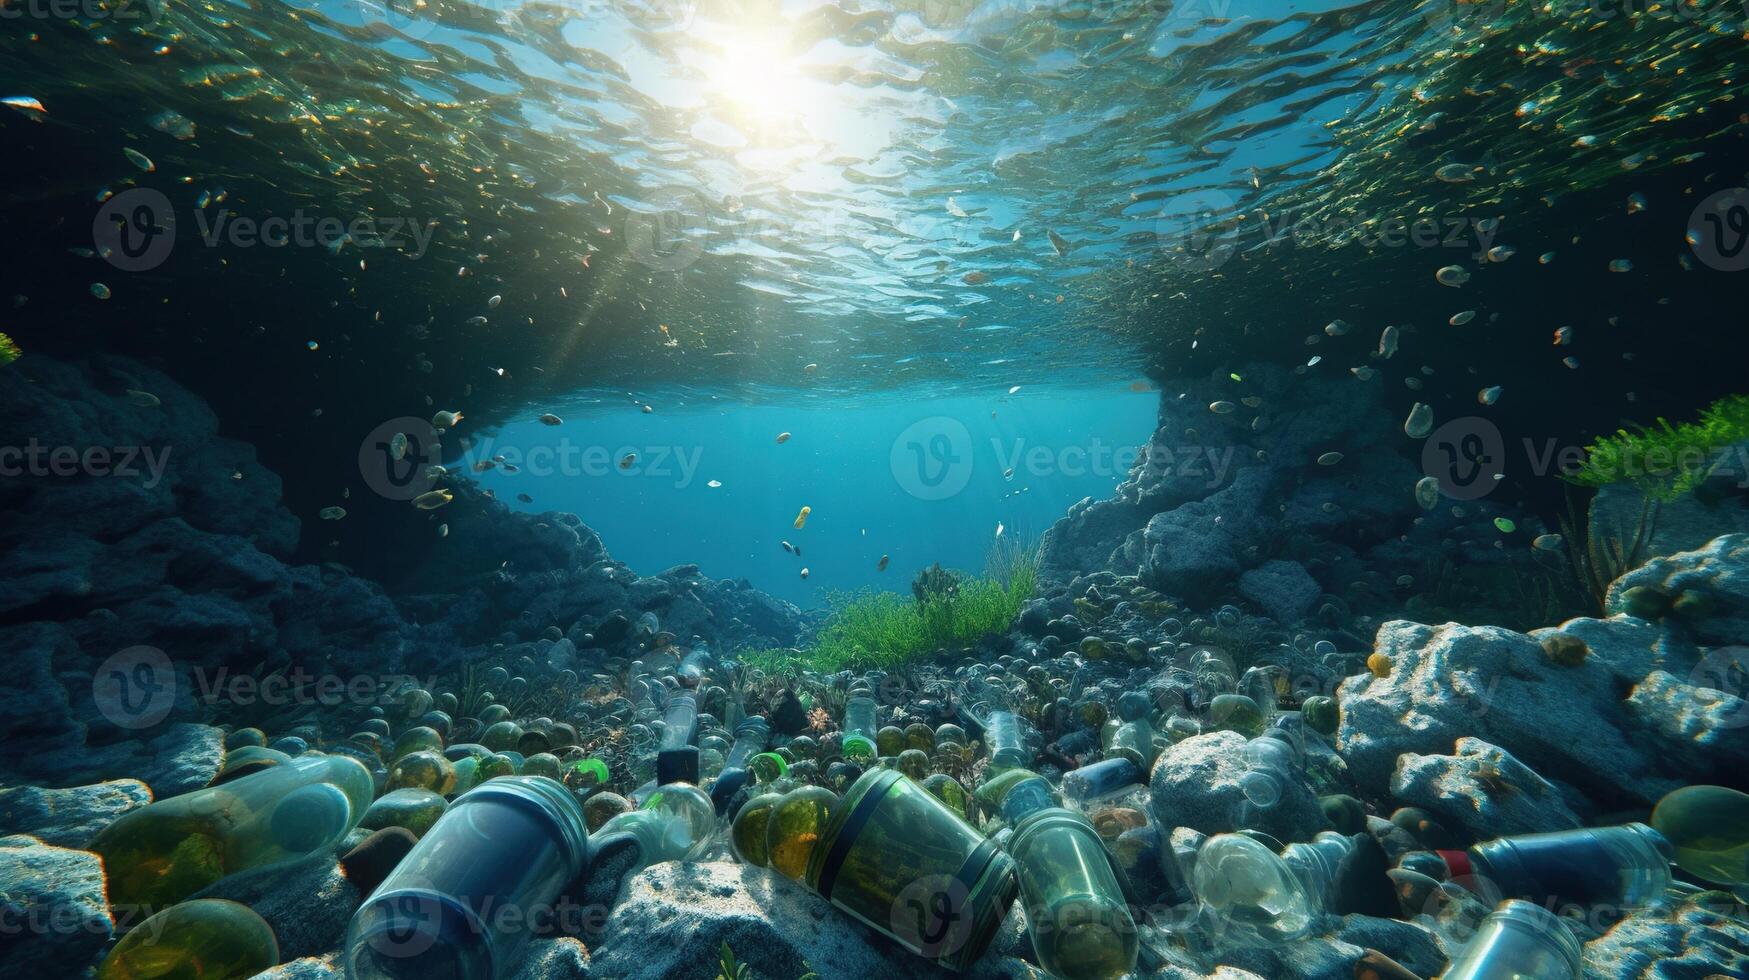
[0,835,112,976]
[1238,560,1322,623]
[1607,532,1749,646]
[1148,730,1329,844]
[1389,738,1580,841]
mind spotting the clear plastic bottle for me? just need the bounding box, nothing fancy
[841,694,878,759]
[1008,808,1138,980]
[344,776,587,980]
[708,715,771,813]
[656,692,700,785]
[1279,831,1355,909]
[1189,833,1317,945]
[975,768,1060,826]
[94,753,374,911]
[985,710,1030,770]
[1442,899,1582,980]
[1061,758,1144,803]
[596,782,718,872]
[1464,823,1674,909]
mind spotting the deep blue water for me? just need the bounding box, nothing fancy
[465,385,1156,604]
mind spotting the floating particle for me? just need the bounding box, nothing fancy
[539,413,562,426]
[91,282,112,300]
[995,522,1004,538]
[1553,326,1573,346]
[793,505,811,529]
[1562,356,1580,369]
[1539,252,1555,264]
[781,541,794,554]
[1377,325,1399,359]
[1627,193,1647,214]
[123,147,155,172]
[804,363,818,374]
[963,271,988,285]
[125,389,160,408]
[412,489,453,510]
[799,567,810,579]
[472,461,495,473]
[1435,163,1477,183]
[1317,452,1344,466]
[1608,259,1633,272]
[1008,385,1021,395]
[437,524,449,538]
[1494,517,1516,534]
[1306,355,1322,367]
[488,295,502,308]
[431,410,463,429]
[776,431,792,444]
[1209,401,1236,414]
[466,316,488,327]
[320,506,347,520]
[1404,403,1433,439]
[707,480,722,488]
[1404,377,1423,391]
[149,110,195,140]
[1533,533,1563,551]
[1325,320,1351,336]
[947,197,969,218]
[1414,476,1440,511]
[517,493,533,503]
[1,96,46,115]
[389,432,409,460]
[1395,575,1415,587]
[1478,386,1503,406]
[1449,310,1475,326]
[877,555,889,571]
[1486,246,1515,263]
[1351,366,1376,381]
[619,453,636,469]
[1230,373,1243,382]
[306,340,319,350]
[1047,229,1070,256]
[1002,467,1015,479]
[1240,396,1262,408]
[1436,265,1471,287]
[641,404,653,414]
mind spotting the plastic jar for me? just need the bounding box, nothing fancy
[1442,899,1583,980]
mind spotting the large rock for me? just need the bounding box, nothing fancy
[586,861,1034,980]
[197,858,358,962]
[1336,616,1722,808]
[1238,560,1322,623]
[1608,532,1749,646]
[1389,738,1579,842]
[0,835,112,976]
[0,779,152,848]
[1582,895,1749,979]
[1148,731,1330,844]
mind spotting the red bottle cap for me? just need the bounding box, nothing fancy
[1437,848,1471,878]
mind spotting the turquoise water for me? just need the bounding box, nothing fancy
[469,385,1157,602]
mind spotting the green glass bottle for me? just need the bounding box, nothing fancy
[1008,808,1138,980]
[98,899,278,980]
[1651,785,1749,886]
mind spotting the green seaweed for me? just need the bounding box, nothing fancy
[1566,395,1749,502]
[0,332,20,367]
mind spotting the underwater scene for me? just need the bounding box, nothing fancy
[5,0,1749,977]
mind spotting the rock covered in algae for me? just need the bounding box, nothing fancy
[1147,730,1328,843]
[98,899,277,980]
[386,750,455,795]
[1390,737,1580,840]
[359,788,448,837]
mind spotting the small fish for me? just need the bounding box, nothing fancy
[1350,366,1376,381]
[877,554,890,572]
[1008,385,1021,395]
[1478,386,1503,406]
[123,147,155,172]
[1435,162,1477,183]
[793,505,811,529]
[517,493,533,503]
[413,489,453,510]
[1317,451,1344,466]
[642,404,653,413]
[1,96,47,116]
[1404,402,1433,439]
[472,460,495,473]
[1002,467,1015,480]
[620,452,636,469]
[320,506,347,520]
[800,567,810,579]
[437,524,449,538]
[125,389,160,408]
[1539,252,1556,264]
[776,431,792,444]
[1627,192,1647,214]
[1553,326,1573,346]
[1377,325,1400,359]
[1324,320,1351,336]
[467,316,488,327]
[90,283,112,300]
[782,541,794,554]
[1047,229,1070,256]
[1209,401,1236,414]
[539,413,563,426]
[995,522,1004,538]
[1486,245,1515,263]
[488,295,503,308]
[1436,265,1470,287]
[1533,533,1564,551]
[1449,310,1476,326]
[432,410,463,429]
[707,479,722,488]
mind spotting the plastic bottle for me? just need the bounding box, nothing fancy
[344,776,587,980]
[805,769,1017,971]
[1650,784,1749,886]
[1061,757,1144,803]
[656,692,700,785]
[708,715,772,813]
[1189,833,1318,945]
[975,768,1061,826]
[985,710,1030,770]
[1008,807,1138,980]
[1460,823,1674,909]
[596,782,718,872]
[94,753,374,912]
[1441,899,1582,980]
[1279,831,1355,909]
[841,694,878,759]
